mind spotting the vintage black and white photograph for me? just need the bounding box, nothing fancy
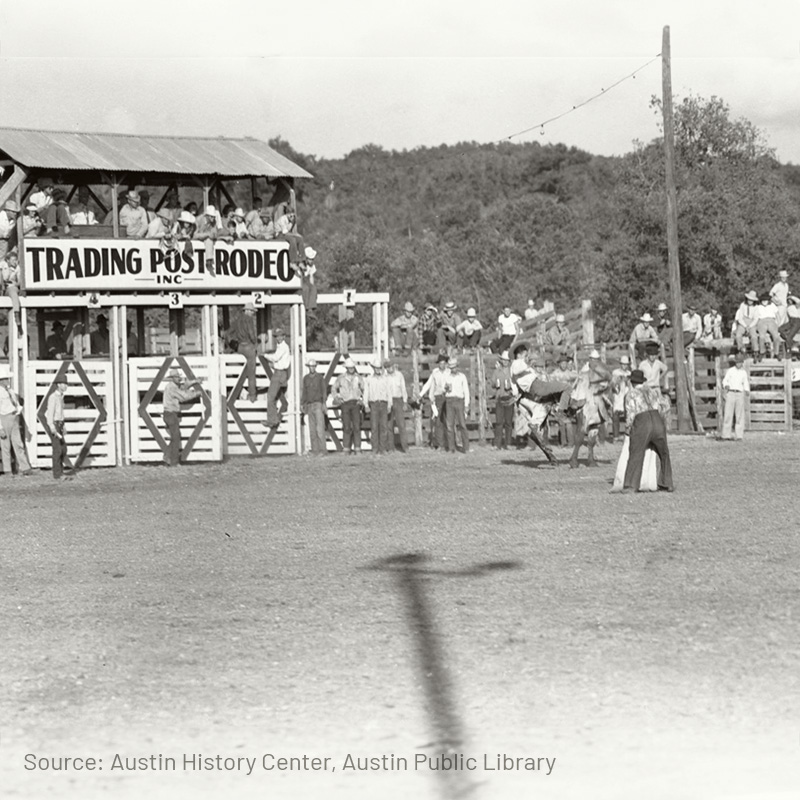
[1,1,799,798]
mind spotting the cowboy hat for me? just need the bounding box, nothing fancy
[177,210,196,225]
[3,200,20,213]
[744,290,758,302]
[274,328,285,336]
[640,312,653,322]
[157,207,173,221]
[443,301,456,310]
[168,369,185,382]
[466,307,477,317]
[343,358,356,368]
[126,190,141,202]
[232,207,245,219]
[203,205,217,217]
[447,357,458,368]
[306,358,318,367]
[498,350,510,361]
[304,246,317,260]
[629,369,646,385]
[372,359,383,369]
[403,301,415,312]
[0,363,11,380]
[657,303,668,311]
[589,349,600,359]
[555,313,565,323]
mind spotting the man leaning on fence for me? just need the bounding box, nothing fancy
[301,359,327,455]
[162,370,202,467]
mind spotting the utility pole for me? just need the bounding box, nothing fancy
[662,25,691,431]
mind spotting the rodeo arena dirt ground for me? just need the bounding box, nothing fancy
[2,432,799,800]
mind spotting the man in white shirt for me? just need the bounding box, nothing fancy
[264,328,291,428]
[44,377,71,479]
[524,298,539,321]
[734,290,759,355]
[455,308,483,351]
[420,353,450,450]
[391,302,419,354]
[29,177,54,215]
[779,295,800,353]
[385,360,409,453]
[494,305,521,354]
[0,201,20,260]
[702,305,723,340]
[0,364,32,476]
[146,207,176,239]
[754,294,781,361]
[720,353,750,440]
[119,191,149,238]
[681,304,703,347]
[629,312,660,361]
[770,269,790,326]
[363,359,392,454]
[638,345,669,391]
[443,357,470,453]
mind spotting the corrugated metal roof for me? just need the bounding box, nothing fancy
[0,127,313,179]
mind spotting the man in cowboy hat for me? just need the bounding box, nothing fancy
[391,301,419,354]
[418,303,441,352]
[629,312,660,361]
[734,290,759,356]
[0,364,32,477]
[301,358,327,455]
[770,269,790,326]
[385,359,409,453]
[332,357,364,454]
[161,369,202,466]
[119,190,149,238]
[491,350,515,449]
[779,295,800,353]
[681,303,703,348]
[544,312,570,360]
[0,200,20,260]
[438,301,462,351]
[610,354,632,442]
[655,302,672,342]
[90,314,110,355]
[299,245,318,314]
[455,307,483,352]
[263,328,290,428]
[719,353,750,440]
[420,353,451,450]
[638,343,668,391]
[29,176,55,215]
[45,320,69,359]
[195,205,231,276]
[229,301,259,402]
[492,304,521,355]
[443,356,470,453]
[45,375,71,479]
[754,292,781,361]
[617,368,673,493]
[363,358,392,454]
[146,206,176,239]
[702,303,723,341]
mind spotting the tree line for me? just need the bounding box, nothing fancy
[271,95,800,342]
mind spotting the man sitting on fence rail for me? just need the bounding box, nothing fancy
[779,295,800,354]
[544,313,570,360]
[630,313,660,362]
[391,302,418,354]
[455,308,483,352]
[492,305,521,355]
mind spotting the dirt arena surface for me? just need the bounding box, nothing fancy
[2,433,799,800]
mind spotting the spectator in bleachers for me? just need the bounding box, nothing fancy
[733,290,759,355]
[655,303,672,342]
[702,305,723,340]
[524,298,539,321]
[227,208,250,240]
[491,350,515,450]
[23,204,43,236]
[754,293,782,361]
[770,269,790,327]
[418,304,440,352]
[391,302,419,354]
[43,189,71,236]
[0,201,19,260]
[332,358,364,455]
[779,295,800,353]
[298,246,318,315]
[119,191,149,238]
[184,202,199,216]
[492,305,521,354]
[386,360,409,453]
[544,313,570,358]
[638,344,668,391]
[29,177,55,214]
[90,314,110,355]
[248,206,276,240]
[139,191,156,226]
[549,355,577,384]
[245,198,261,229]
[196,205,232,275]
[70,200,97,226]
[45,321,69,358]
[274,204,307,267]
[681,303,703,347]
[438,302,461,351]
[629,312,660,361]
[0,249,22,333]
[455,308,483,352]
[146,207,176,239]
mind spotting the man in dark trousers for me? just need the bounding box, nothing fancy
[230,301,259,402]
[622,369,674,493]
[301,358,327,455]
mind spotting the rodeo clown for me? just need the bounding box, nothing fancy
[509,343,573,467]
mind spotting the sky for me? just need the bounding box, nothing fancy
[0,0,799,163]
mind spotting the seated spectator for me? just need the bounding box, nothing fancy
[702,305,723,340]
[629,312,660,361]
[146,207,176,239]
[492,305,521,354]
[274,204,307,266]
[221,204,235,224]
[391,302,419,354]
[544,313,570,358]
[29,177,55,214]
[438,302,462,351]
[90,314,110,355]
[0,249,22,333]
[779,296,800,353]
[248,205,276,240]
[681,303,703,347]
[196,205,231,275]
[245,198,261,229]
[227,207,250,240]
[103,192,128,225]
[119,190,149,238]
[524,298,539,321]
[70,201,98,226]
[455,308,483,351]
[754,293,781,361]
[184,201,199,216]
[22,204,43,236]
[549,355,577,383]
[43,188,71,236]
[0,201,19,260]
[734,290,759,355]
[139,191,156,226]
[45,320,69,358]
[655,303,671,341]
[418,304,440,352]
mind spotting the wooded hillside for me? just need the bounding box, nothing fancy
[274,95,800,341]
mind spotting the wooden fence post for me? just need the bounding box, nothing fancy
[784,355,793,431]
[476,346,489,444]
[581,299,594,345]
[714,355,724,429]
